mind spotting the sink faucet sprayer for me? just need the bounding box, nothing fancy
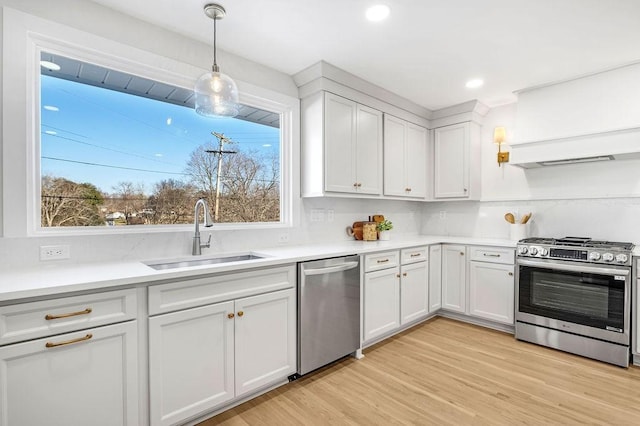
[193,198,214,255]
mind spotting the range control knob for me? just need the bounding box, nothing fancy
[615,254,629,263]
[539,248,549,256]
[602,253,614,262]
[518,246,528,255]
[529,247,538,256]
[589,252,601,261]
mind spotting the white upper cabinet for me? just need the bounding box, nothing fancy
[433,122,480,200]
[383,114,428,198]
[302,91,382,197]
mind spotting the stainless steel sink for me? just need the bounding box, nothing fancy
[144,253,266,270]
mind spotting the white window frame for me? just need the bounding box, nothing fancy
[2,8,298,237]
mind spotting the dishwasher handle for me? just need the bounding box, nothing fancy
[302,261,359,276]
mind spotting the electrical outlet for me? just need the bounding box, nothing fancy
[439,211,447,219]
[326,209,334,222]
[40,245,70,261]
[310,209,325,222]
[278,233,290,243]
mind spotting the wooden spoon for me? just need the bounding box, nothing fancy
[504,213,515,224]
[521,212,532,224]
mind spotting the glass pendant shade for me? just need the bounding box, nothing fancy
[194,68,240,117]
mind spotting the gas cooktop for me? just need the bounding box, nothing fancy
[517,236,635,266]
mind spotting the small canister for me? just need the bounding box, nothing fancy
[362,222,377,241]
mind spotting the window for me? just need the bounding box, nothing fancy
[39,53,283,228]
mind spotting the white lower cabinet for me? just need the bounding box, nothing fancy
[364,247,429,343]
[428,245,442,312]
[469,261,515,324]
[363,266,400,341]
[440,245,516,326]
[441,244,467,313]
[0,290,140,426]
[400,261,429,324]
[148,266,296,426]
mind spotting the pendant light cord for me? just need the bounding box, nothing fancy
[213,14,218,69]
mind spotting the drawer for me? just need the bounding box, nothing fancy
[469,246,515,265]
[0,288,137,345]
[364,250,400,272]
[401,246,428,264]
[148,265,295,315]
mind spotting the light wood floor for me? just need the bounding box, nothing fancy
[199,317,640,425]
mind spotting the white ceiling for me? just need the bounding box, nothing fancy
[89,0,640,111]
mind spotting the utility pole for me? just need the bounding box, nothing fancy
[205,132,237,222]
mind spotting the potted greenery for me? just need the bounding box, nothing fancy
[376,219,393,240]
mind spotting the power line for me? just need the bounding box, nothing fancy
[42,156,188,175]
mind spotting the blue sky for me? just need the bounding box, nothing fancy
[40,75,280,195]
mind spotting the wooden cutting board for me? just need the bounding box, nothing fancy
[351,221,364,240]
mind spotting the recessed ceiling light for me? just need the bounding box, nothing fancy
[40,60,60,71]
[465,79,484,89]
[43,105,59,111]
[366,5,390,22]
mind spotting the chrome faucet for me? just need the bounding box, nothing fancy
[192,198,214,255]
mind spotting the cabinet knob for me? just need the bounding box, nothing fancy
[237,311,244,317]
[402,272,407,277]
[357,183,362,187]
[353,182,358,187]
[464,188,468,192]
[508,272,514,276]
[460,252,464,256]
[405,188,411,192]
[227,313,235,319]
[396,274,400,278]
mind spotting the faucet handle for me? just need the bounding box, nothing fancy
[203,233,212,249]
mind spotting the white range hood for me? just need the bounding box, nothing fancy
[511,61,640,168]
[510,127,640,168]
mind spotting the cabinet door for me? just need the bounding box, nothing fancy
[364,267,400,341]
[383,115,407,197]
[441,245,467,313]
[235,289,296,397]
[405,123,428,198]
[429,245,442,312]
[0,322,138,426]
[324,92,357,193]
[434,123,469,198]
[400,261,429,325]
[469,261,515,324]
[149,302,234,426]
[355,104,383,194]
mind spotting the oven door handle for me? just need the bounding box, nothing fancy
[517,258,630,277]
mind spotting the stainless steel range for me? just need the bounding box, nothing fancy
[515,236,635,367]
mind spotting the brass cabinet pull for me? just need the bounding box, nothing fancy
[237,311,244,317]
[396,274,400,278]
[45,308,92,321]
[483,253,501,258]
[405,188,411,192]
[410,253,421,258]
[402,272,407,277]
[227,313,235,319]
[377,259,390,264]
[45,333,93,348]
[353,182,358,187]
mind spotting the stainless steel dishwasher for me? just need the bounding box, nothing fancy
[297,255,361,376]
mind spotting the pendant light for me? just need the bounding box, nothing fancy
[194,3,240,117]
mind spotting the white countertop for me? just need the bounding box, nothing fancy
[0,235,517,303]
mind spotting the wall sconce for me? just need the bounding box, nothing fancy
[494,126,509,166]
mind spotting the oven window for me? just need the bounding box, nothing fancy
[519,266,625,331]
[531,271,610,318]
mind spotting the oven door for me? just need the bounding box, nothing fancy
[517,258,630,345]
